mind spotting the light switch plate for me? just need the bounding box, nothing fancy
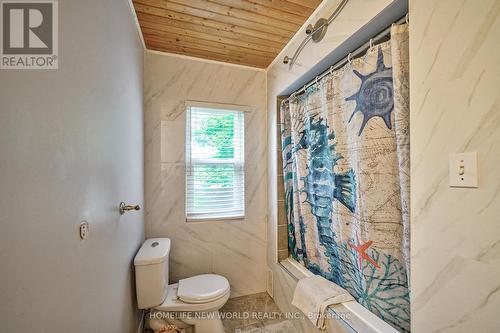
[449,152,478,188]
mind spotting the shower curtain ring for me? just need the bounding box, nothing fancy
[405,13,409,24]
[315,76,319,85]
[347,53,352,65]
[330,66,333,74]
[369,38,374,50]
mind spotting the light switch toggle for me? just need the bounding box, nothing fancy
[449,152,478,188]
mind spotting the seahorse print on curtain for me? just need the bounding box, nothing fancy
[280,24,410,333]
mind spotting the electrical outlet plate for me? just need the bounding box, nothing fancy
[79,221,89,240]
[449,152,479,188]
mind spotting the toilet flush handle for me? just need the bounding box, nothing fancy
[119,202,141,215]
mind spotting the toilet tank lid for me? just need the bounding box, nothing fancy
[134,238,171,266]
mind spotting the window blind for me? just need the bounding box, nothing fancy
[186,106,245,220]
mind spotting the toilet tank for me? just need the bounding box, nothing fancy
[134,238,170,309]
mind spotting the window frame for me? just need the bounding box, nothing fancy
[184,101,251,222]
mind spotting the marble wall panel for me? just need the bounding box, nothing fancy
[144,52,268,297]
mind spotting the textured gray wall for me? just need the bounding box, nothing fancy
[0,1,144,332]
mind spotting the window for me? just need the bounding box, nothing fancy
[185,104,245,221]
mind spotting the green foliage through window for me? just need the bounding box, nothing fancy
[193,114,235,159]
[186,107,244,218]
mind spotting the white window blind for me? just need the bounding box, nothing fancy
[186,106,245,220]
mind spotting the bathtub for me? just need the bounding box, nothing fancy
[280,258,401,333]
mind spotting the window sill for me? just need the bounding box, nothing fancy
[185,215,245,223]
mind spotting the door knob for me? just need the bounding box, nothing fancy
[119,202,140,215]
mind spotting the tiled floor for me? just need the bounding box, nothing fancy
[143,292,298,333]
[220,292,298,333]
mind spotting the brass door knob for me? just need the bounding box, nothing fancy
[119,202,140,215]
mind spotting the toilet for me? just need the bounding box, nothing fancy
[134,238,230,333]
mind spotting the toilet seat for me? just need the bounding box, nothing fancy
[154,281,230,312]
[178,274,230,304]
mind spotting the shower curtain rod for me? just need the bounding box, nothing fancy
[283,15,408,103]
[283,0,350,69]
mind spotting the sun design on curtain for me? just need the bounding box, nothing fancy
[346,48,394,135]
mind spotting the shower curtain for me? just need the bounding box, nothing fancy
[281,24,409,333]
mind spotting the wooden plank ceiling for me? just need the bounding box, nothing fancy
[132,0,322,68]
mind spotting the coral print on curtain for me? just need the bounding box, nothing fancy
[280,24,410,332]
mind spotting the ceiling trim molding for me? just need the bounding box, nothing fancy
[145,48,266,72]
[126,0,146,49]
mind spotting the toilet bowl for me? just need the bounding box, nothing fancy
[134,239,230,333]
[148,275,230,332]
